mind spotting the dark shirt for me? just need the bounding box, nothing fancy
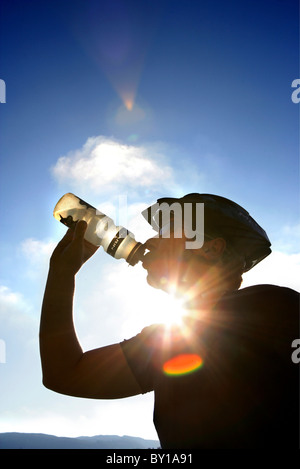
[120,285,300,448]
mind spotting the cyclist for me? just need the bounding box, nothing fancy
[40,194,299,448]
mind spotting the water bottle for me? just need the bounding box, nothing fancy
[53,193,145,266]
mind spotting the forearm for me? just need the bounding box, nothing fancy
[39,266,83,391]
[38,223,141,399]
[39,265,142,399]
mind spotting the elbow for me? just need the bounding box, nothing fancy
[42,374,62,394]
[41,369,82,397]
[41,371,71,395]
[40,359,60,392]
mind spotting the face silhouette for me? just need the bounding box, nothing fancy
[142,234,219,297]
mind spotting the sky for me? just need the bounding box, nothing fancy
[0,0,299,441]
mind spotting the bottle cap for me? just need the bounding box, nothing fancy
[126,242,146,266]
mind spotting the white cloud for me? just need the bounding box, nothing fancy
[242,250,300,292]
[21,238,56,263]
[20,238,56,284]
[0,284,37,363]
[0,285,24,308]
[0,285,33,322]
[0,394,157,440]
[270,222,300,254]
[51,136,173,195]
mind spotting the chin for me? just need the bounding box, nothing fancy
[146,274,162,290]
[146,272,169,292]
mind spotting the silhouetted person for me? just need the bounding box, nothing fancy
[40,194,299,448]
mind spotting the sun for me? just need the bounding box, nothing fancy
[137,279,192,330]
[154,291,188,328]
[117,266,192,337]
[97,258,203,345]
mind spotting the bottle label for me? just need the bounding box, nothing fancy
[79,197,97,211]
[106,228,129,257]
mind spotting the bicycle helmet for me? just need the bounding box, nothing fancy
[142,193,271,272]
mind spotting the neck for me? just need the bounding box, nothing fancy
[180,270,229,303]
[178,279,230,325]
[186,288,227,310]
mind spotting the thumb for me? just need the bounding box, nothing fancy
[74,220,87,240]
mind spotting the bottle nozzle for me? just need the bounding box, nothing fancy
[126,242,146,266]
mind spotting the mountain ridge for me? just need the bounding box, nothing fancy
[0,432,160,449]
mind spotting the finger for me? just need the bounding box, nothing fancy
[73,220,87,240]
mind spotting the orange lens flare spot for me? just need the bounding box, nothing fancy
[124,98,134,111]
[163,353,203,376]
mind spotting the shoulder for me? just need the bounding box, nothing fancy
[137,323,172,348]
[216,284,299,345]
[121,323,166,353]
[221,284,299,310]
[219,284,299,320]
[249,284,298,295]
[123,323,186,354]
[232,283,299,297]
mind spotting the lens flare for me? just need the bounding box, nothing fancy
[163,353,203,376]
[122,93,135,111]
[158,290,188,328]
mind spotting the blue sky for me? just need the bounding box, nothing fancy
[0,0,299,440]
